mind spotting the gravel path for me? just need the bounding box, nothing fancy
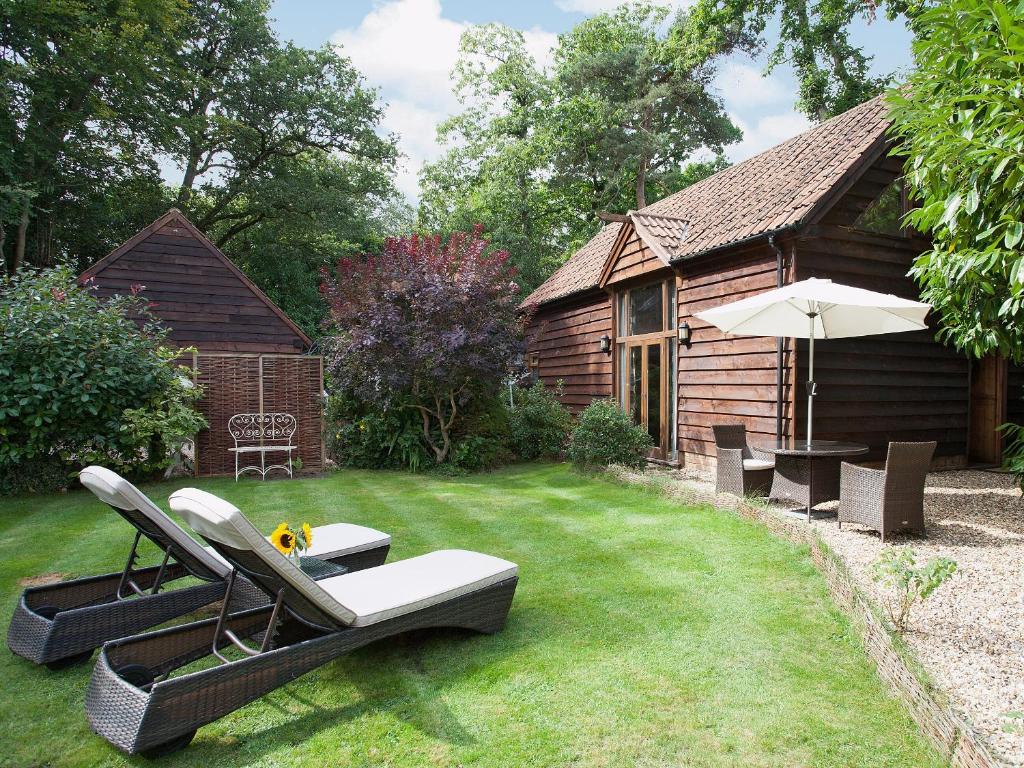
[617,466,1024,766]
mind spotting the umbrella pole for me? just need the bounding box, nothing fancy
[807,314,815,447]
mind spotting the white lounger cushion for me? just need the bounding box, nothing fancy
[317,550,518,627]
[743,459,774,471]
[170,487,517,627]
[202,522,390,567]
[80,466,231,579]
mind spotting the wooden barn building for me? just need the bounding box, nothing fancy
[522,95,1023,469]
[80,209,324,476]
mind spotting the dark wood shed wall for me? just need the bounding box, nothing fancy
[676,243,794,466]
[793,154,970,463]
[85,217,307,354]
[525,292,613,413]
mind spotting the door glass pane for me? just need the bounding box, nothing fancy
[629,346,642,425]
[647,343,661,446]
[628,283,663,335]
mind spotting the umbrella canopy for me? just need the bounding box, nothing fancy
[695,277,930,339]
[695,278,931,445]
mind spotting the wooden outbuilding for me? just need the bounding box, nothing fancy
[522,96,1023,468]
[80,209,324,476]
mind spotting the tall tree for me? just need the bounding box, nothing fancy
[683,0,924,120]
[551,3,740,211]
[887,0,1024,361]
[0,0,184,272]
[419,24,570,292]
[162,0,397,248]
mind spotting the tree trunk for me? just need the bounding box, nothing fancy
[636,155,648,209]
[12,205,29,273]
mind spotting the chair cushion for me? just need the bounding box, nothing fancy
[317,549,518,627]
[80,466,230,579]
[202,522,390,567]
[171,487,361,624]
[743,459,774,471]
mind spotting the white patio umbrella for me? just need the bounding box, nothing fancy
[695,277,931,445]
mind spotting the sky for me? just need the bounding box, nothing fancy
[268,0,916,202]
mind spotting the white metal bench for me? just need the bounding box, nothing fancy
[228,413,297,481]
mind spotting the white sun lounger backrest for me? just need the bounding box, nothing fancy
[169,487,358,626]
[79,466,229,580]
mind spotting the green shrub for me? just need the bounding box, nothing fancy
[869,546,957,632]
[324,394,430,472]
[450,395,514,471]
[0,267,206,491]
[507,381,573,460]
[0,455,74,496]
[566,398,652,470]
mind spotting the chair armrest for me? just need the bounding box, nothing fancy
[839,463,885,522]
[748,445,774,462]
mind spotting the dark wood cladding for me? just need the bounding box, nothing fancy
[1008,364,1024,426]
[84,219,308,354]
[190,354,324,476]
[677,244,793,464]
[525,292,613,412]
[605,231,665,286]
[84,210,323,477]
[795,155,969,463]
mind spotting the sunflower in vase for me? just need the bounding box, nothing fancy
[270,521,313,563]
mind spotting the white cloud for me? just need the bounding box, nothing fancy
[331,0,556,202]
[714,62,790,110]
[726,111,813,163]
[379,101,448,200]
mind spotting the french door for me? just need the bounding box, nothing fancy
[616,280,677,460]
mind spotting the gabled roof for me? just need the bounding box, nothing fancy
[520,223,623,307]
[524,95,892,307]
[80,208,312,351]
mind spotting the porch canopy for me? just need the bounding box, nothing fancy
[695,277,931,444]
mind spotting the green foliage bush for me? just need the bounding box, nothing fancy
[450,395,514,471]
[0,267,206,493]
[869,546,958,632]
[507,381,573,460]
[324,394,430,472]
[0,456,74,496]
[566,398,652,470]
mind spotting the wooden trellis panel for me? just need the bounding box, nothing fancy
[190,354,324,476]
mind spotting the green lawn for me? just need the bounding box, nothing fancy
[0,464,943,768]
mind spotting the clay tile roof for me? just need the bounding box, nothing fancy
[641,94,890,260]
[524,95,892,307]
[519,222,623,307]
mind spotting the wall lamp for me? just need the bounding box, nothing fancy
[678,322,692,347]
[599,334,612,354]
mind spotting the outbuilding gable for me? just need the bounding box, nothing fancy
[80,209,311,354]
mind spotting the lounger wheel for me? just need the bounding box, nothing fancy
[114,665,197,757]
[139,731,197,759]
[34,606,95,670]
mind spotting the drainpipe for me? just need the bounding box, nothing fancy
[768,234,785,443]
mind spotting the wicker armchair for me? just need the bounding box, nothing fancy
[838,441,936,542]
[712,424,774,497]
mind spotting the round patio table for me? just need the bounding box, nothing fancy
[763,441,869,522]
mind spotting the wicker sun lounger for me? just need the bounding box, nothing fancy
[8,466,391,670]
[86,487,518,757]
